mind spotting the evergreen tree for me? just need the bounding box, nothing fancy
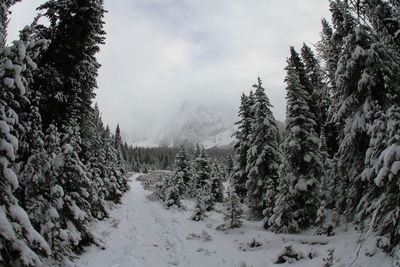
[220,186,243,229]
[192,146,214,210]
[330,2,399,219]
[53,123,95,261]
[101,125,129,203]
[354,0,400,50]
[0,24,51,266]
[270,47,323,232]
[163,173,182,208]
[318,130,335,208]
[232,92,253,200]
[348,0,400,255]
[113,123,124,165]
[192,189,206,221]
[81,104,108,219]
[315,19,341,157]
[192,146,210,191]
[34,0,106,130]
[301,43,329,137]
[163,147,191,207]
[172,146,191,196]
[268,178,298,234]
[245,77,281,220]
[210,161,224,203]
[357,105,400,254]
[225,155,234,181]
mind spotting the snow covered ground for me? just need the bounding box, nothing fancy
[76,174,393,267]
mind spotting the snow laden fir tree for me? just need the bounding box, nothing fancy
[269,47,323,233]
[230,0,400,260]
[0,1,131,265]
[244,77,281,222]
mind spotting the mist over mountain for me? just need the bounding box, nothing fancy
[124,101,286,148]
[126,101,238,148]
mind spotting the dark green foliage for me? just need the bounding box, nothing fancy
[232,92,253,200]
[316,0,400,255]
[0,23,51,266]
[34,0,106,130]
[0,0,132,264]
[301,43,329,137]
[245,77,281,219]
[269,48,322,232]
[210,161,224,203]
[268,174,298,234]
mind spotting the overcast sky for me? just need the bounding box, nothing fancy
[9,0,331,136]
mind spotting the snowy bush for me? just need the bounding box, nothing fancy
[237,262,253,267]
[146,181,166,202]
[322,249,334,267]
[274,245,304,264]
[192,191,207,221]
[186,230,213,241]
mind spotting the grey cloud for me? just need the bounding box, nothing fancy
[9,0,331,138]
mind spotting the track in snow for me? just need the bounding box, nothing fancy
[76,174,191,267]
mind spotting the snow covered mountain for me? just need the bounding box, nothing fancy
[127,102,237,148]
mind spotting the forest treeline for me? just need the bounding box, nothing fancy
[0,0,130,265]
[122,145,233,172]
[230,0,400,259]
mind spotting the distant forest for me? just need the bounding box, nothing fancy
[122,144,233,172]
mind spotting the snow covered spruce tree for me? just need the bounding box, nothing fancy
[245,77,281,221]
[314,0,400,255]
[361,105,400,256]
[34,0,106,130]
[219,186,243,229]
[0,23,51,266]
[315,10,350,158]
[192,145,214,211]
[232,92,253,200]
[79,104,109,219]
[269,47,323,233]
[173,146,191,196]
[163,146,190,207]
[210,160,224,203]
[333,0,400,255]
[112,123,125,168]
[268,176,298,234]
[101,125,129,203]
[301,43,329,137]
[225,155,234,180]
[33,0,131,199]
[192,189,206,221]
[163,173,182,208]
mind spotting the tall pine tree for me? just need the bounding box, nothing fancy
[232,92,253,200]
[270,47,322,233]
[0,22,51,266]
[245,77,281,220]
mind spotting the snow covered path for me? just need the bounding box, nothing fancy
[76,174,393,267]
[76,173,191,267]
